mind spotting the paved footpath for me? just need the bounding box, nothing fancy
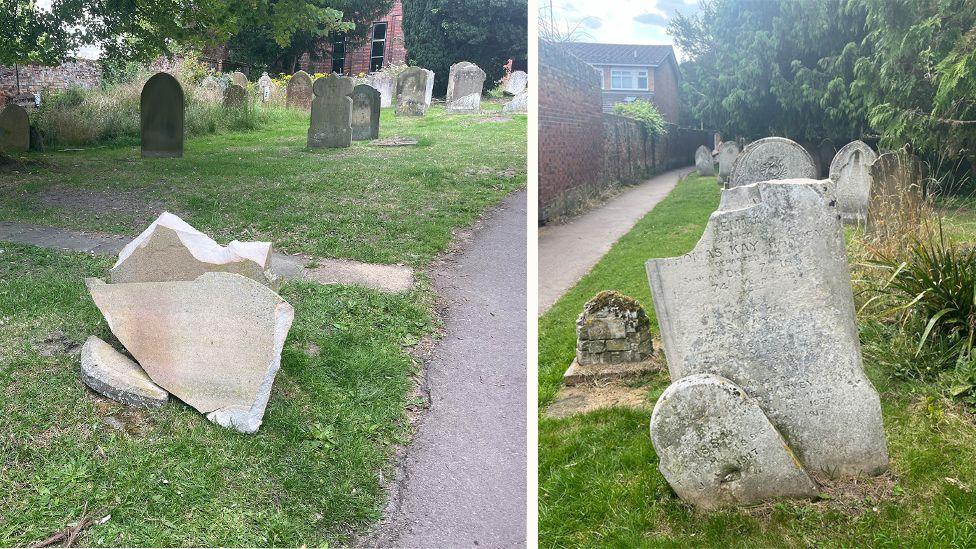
[372,190,527,548]
[537,167,691,315]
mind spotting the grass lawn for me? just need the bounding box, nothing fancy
[0,102,525,547]
[538,174,976,547]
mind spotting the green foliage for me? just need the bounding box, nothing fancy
[612,100,668,136]
[403,0,527,96]
[1,0,80,65]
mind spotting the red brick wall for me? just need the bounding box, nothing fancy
[0,60,102,102]
[310,0,406,75]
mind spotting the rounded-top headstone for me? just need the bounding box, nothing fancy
[0,103,30,153]
[223,84,247,108]
[140,72,184,158]
[313,75,355,97]
[695,145,715,176]
[230,71,249,87]
[286,71,314,110]
[395,67,429,116]
[829,140,878,224]
[727,137,817,188]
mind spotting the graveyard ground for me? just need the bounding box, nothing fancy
[538,174,976,547]
[0,102,526,546]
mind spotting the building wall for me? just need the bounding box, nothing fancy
[0,60,102,104]
[309,0,406,75]
[652,58,680,124]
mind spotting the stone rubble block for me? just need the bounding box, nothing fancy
[80,335,169,408]
[110,211,272,285]
[86,272,294,434]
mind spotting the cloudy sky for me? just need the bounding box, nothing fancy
[542,0,701,57]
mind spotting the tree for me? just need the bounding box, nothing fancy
[1,0,80,66]
[403,0,528,96]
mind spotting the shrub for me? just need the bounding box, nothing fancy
[613,100,668,136]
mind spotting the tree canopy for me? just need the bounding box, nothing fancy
[1,0,80,66]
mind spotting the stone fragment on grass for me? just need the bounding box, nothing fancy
[110,211,272,285]
[80,335,169,408]
[651,374,817,510]
[86,272,294,434]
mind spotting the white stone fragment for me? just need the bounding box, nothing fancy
[80,335,169,408]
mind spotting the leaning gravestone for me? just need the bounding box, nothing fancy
[716,141,740,184]
[230,71,249,87]
[141,72,184,158]
[0,103,30,153]
[423,69,435,107]
[866,150,924,238]
[505,70,528,95]
[564,290,655,385]
[646,179,889,508]
[308,76,354,148]
[368,72,395,108]
[257,72,275,102]
[829,140,878,225]
[695,145,715,176]
[502,90,528,113]
[351,84,381,141]
[395,67,429,116]
[223,84,247,108]
[446,61,486,114]
[286,70,314,110]
[726,137,817,188]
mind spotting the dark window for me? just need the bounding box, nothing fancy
[369,22,387,72]
[331,37,345,74]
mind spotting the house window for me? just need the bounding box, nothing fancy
[610,69,648,91]
[331,36,345,74]
[369,22,387,72]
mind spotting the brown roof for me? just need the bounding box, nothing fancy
[562,42,674,67]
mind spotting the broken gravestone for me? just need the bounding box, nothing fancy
[286,70,313,110]
[829,140,878,225]
[726,137,817,188]
[446,62,486,114]
[81,335,169,408]
[87,272,294,434]
[646,179,889,509]
[109,211,272,285]
[140,72,184,158]
[866,150,925,239]
[0,103,30,153]
[308,75,354,148]
[564,291,655,385]
[695,145,715,176]
[223,84,247,108]
[504,71,528,95]
[395,67,429,116]
[502,90,528,114]
[351,84,381,141]
[716,141,740,185]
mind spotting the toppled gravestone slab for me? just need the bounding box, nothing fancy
[565,290,656,385]
[86,272,294,433]
[81,335,169,408]
[695,145,715,176]
[651,374,817,510]
[716,141,740,184]
[110,211,272,285]
[502,90,528,113]
[726,137,817,188]
[829,140,878,225]
[646,179,889,479]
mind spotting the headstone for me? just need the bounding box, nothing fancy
[0,104,30,153]
[446,61,486,113]
[286,70,313,110]
[395,67,429,116]
[695,145,715,176]
[423,69,435,106]
[866,150,924,238]
[502,90,528,113]
[87,272,294,434]
[646,180,888,490]
[110,212,272,285]
[257,72,276,102]
[351,84,381,141]
[726,137,817,188]
[200,75,222,91]
[81,335,169,409]
[829,140,878,225]
[223,84,247,108]
[140,72,184,158]
[716,141,740,184]
[504,70,528,95]
[564,291,655,385]
[230,71,249,87]
[651,374,817,510]
[307,75,354,148]
[368,72,395,108]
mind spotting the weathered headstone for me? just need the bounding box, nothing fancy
[230,71,249,87]
[257,72,276,102]
[0,103,30,153]
[223,84,247,108]
[651,374,817,510]
[866,150,925,238]
[307,75,354,148]
[395,67,429,116]
[81,335,169,408]
[505,70,528,95]
[502,90,528,113]
[646,179,888,506]
[716,141,740,184]
[423,68,435,106]
[351,84,381,141]
[829,140,878,225]
[446,61,486,114]
[695,145,715,176]
[200,75,224,91]
[726,137,817,188]
[368,72,395,108]
[140,72,184,158]
[564,291,655,385]
[286,70,313,110]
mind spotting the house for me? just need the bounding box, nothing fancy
[303,0,407,75]
[562,42,680,123]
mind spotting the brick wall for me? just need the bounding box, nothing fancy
[539,41,713,224]
[0,60,102,103]
[309,0,406,76]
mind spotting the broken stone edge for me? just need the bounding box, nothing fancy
[563,357,659,386]
[80,335,169,409]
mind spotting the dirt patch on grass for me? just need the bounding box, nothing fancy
[37,185,175,229]
[545,380,652,419]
